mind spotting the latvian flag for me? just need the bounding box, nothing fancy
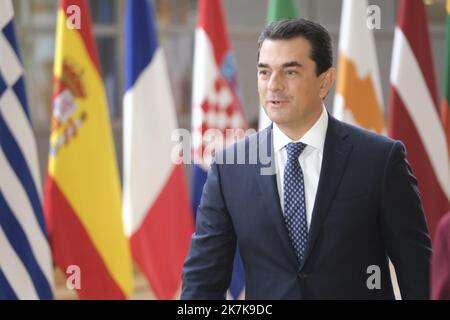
[389,0,450,238]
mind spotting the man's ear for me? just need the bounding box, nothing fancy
[319,67,336,99]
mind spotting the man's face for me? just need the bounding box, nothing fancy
[257,37,328,127]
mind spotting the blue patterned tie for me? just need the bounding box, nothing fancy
[283,142,308,264]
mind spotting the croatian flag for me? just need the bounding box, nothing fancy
[123,0,194,299]
[191,0,247,299]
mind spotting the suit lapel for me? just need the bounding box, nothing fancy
[254,127,299,267]
[301,116,352,269]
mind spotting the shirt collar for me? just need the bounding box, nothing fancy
[273,105,329,153]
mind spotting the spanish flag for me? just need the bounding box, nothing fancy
[43,0,133,299]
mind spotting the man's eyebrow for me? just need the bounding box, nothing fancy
[282,61,303,68]
[257,61,303,68]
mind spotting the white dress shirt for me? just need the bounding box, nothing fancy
[273,106,328,229]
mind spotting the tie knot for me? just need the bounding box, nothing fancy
[286,142,307,160]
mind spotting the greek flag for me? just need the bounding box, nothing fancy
[0,0,53,299]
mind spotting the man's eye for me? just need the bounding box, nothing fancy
[286,70,298,76]
[258,70,269,76]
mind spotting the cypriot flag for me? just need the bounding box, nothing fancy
[333,0,385,134]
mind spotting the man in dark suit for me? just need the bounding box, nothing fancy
[181,18,431,299]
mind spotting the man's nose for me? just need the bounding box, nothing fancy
[267,72,284,92]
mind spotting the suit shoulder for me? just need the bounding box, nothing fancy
[332,119,413,173]
[337,119,397,150]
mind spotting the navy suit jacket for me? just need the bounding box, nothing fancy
[182,115,432,299]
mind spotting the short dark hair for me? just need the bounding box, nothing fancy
[257,18,333,76]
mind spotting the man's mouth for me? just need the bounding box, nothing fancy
[267,99,288,106]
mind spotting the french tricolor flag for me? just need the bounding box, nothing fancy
[123,0,194,299]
